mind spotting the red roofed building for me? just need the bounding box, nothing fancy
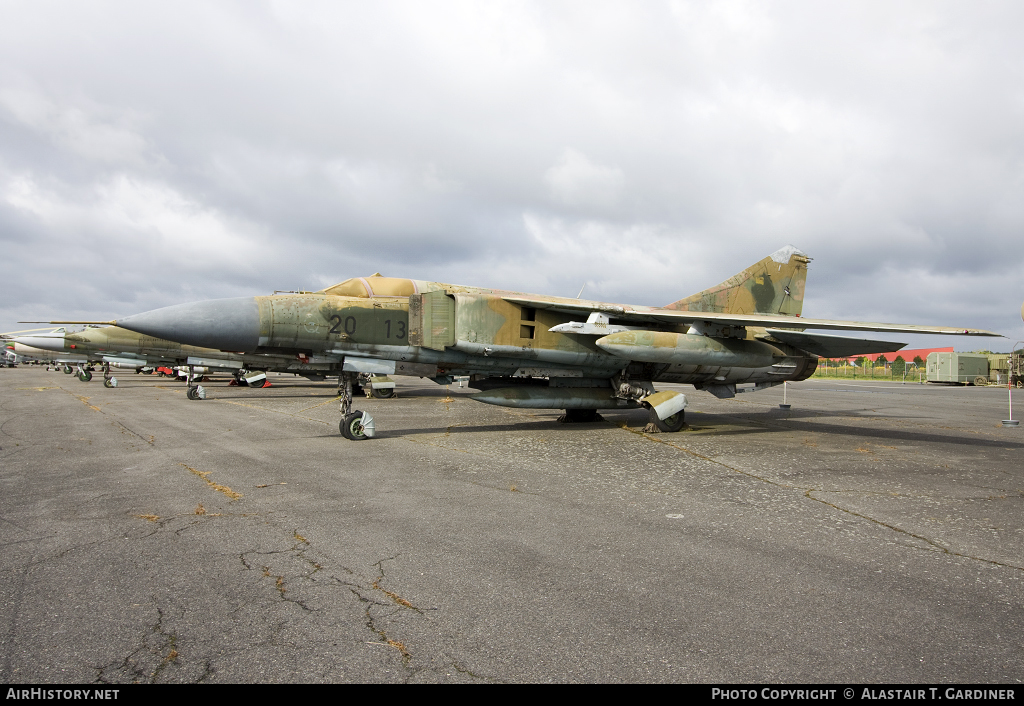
[830,347,953,364]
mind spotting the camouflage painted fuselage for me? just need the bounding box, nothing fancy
[250,274,817,388]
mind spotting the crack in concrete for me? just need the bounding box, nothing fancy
[93,606,179,684]
[349,585,412,662]
[450,660,501,682]
[238,541,323,613]
[111,420,154,446]
[180,463,242,500]
[371,557,422,613]
[55,386,104,412]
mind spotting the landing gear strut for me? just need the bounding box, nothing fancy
[338,372,373,440]
[185,365,206,400]
[102,362,117,388]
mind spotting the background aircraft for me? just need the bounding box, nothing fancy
[12,324,396,399]
[5,328,91,372]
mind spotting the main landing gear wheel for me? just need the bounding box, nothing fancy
[341,411,370,440]
[103,378,117,388]
[559,409,601,423]
[186,385,206,401]
[63,365,73,374]
[371,387,395,399]
[78,370,93,382]
[651,408,685,433]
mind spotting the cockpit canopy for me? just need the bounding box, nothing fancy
[320,275,419,298]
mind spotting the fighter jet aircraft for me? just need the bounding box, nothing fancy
[52,247,1000,439]
[6,328,92,372]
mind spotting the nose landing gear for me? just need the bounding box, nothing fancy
[184,365,206,401]
[338,372,373,440]
[102,362,117,388]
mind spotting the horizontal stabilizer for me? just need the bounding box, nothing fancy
[765,329,906,358]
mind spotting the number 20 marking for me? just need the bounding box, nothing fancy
[329,315,356,335]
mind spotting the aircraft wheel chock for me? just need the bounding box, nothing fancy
[341,411,369,440]
[651,408,685,433]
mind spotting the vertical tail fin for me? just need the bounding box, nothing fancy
[665,245,810,316]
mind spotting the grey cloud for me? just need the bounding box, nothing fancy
[1,1,1022,347]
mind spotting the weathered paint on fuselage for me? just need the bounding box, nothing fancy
[664,245,810,316]
[252,277,817,387]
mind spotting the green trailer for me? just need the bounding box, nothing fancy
[926,352,990,385]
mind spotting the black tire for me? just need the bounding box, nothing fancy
[186,386,199,400]
[78,371,93,382]
[63,366,73,374]
[340,411,369,440]
[103,379,114,388]
[651,408,685,433]
[371,387,395,399]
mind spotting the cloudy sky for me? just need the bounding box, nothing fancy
[2,1,1022,349]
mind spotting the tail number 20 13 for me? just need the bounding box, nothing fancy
[329,316,404,339]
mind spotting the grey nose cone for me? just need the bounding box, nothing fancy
[13,334,65,352]
[117,297,260,352]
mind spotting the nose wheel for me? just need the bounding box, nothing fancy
[339,371,375,439]
[340,411,373,440]
[183,365,206,401]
